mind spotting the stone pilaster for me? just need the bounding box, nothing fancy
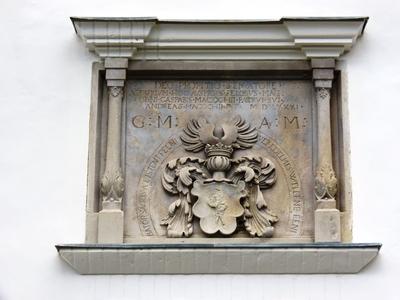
[98,58,128,243]
[312,59,341,243]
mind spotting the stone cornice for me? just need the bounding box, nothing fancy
[71,17,368,60]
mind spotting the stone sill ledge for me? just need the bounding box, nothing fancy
[57,243,381,274]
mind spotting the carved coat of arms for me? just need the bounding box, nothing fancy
[161,116,278,238]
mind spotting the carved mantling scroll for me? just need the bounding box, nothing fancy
[161,116,278,237]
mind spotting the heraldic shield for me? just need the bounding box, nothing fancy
[161,116,278,238]
[191,181,247,235]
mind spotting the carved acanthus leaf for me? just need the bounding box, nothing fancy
[230,156,278,237]
[161,194,193,237]
[176,166,204,195]
[161,157,207,195]
[161,156,207,237]
[100,167,124,203]
[243,185,278,237]
[231,156,276,188]
[314,163,337,199]
[231,166,256,183]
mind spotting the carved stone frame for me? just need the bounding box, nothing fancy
[57,17,381,274]
[84,60,353,243]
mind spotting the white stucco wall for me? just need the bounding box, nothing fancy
[0,0,399,299]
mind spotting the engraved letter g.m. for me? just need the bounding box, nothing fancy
[132,115,145,128]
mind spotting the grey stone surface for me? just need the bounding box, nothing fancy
[124,79,314,241]
[57,243,381,274]
[98,210,124,243]
[312,69,334,80]
[105,57,129,69]
[105,69,126,80]
[311,58,335,68]
[314,208,341,242]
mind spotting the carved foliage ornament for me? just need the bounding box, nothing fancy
[109,86,123,97]
[314,163,337,200]
[161,116,278,238]
[100,167,124,209]
[317,87,329,100]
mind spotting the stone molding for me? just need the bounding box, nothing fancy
[97,57,128,243]
[57,243,381,274]
[71,17,367,59]
[311,58,341,242]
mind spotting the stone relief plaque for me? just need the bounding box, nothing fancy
[125,80,312,241]
[57,17,381,275]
